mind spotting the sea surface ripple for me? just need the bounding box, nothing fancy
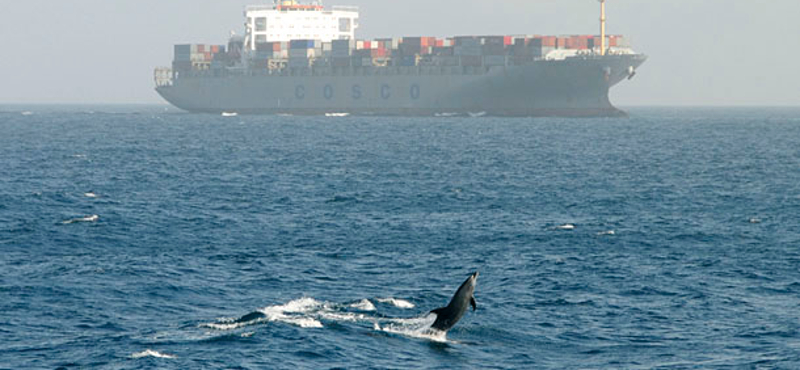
[1,106,799,369]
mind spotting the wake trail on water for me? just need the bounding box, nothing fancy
[200,297,450,342]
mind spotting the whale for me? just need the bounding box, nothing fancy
[429,272,479,332]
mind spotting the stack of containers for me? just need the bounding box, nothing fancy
[529,36,556,58]
[436,39,458,66]
[375,38,401,51]
[332,39,354,67]
[252,42,277,68]
[565,35,590,50]
[173,44,226,71]
[399,37,436,57]
[587,35,625,50]
[556,37,570,50]
[351,48,373,67]
[321,42,333,59]
[481,36,507,66]
[453,37,482,67]
[289,40,320,68]
[609,35,626,47]
[509,37,534,65]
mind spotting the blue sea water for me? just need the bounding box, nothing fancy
[1,106,799,369]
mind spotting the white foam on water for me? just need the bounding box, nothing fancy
[556,224,576,230]
[349,299,376,311]
[318,311,366,322]
[204,297,325,330]
[377,298,415,309]
[203,297,435,337]
[202,317,267,331]
[597,230,616,236]
[325,113,350,117]
[62,215,99,224]
[21,111,33,116]
[131,350,176,359]
[84,192,99,198]
[374,313,448,343]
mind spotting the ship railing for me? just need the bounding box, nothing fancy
[331,5,359,12]
[154,67,173,87]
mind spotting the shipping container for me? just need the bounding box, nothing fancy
[484,55,506,66]
[454,44,482,56]
[288,57,310,68]
[438,56,459,66]
[332,57,351,68]
[290,39,316,49]
[432,46,455,57]
[460,55,482,67]
[174,44,192,56]
[454,36,480,47]
[395,55,415,67]
[172,60,193,72]
[482,43,505,55]
[510,55,534,66]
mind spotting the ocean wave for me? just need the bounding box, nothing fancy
[349,299,376,311]
[201,296,452,342]
[374,314,447,343]
[203,298,325,330]
[61,215,99,224]
[377,298,416,309]
[131,349,176,359]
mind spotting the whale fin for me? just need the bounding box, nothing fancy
[470,297,477,311]
[430,307,446,316]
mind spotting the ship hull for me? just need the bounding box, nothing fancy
[156,54,645,117]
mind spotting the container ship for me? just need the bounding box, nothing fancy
[154,0,646,117]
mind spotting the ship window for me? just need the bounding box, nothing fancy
[255,17,267,32]
[339,18,351,32]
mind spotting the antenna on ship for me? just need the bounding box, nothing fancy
[598,0,607,55]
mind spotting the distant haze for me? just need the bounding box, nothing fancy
[1,0,797,106]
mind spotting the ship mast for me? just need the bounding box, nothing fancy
[599,0,606,55]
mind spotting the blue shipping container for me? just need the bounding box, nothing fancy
[290,40,315,49]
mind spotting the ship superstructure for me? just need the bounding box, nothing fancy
[154,0,646,117]
[244,0,359,46]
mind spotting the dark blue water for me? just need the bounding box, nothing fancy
[1,106,799,369]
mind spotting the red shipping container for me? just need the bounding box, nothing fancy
[197,45,206,53]
[504,36,512,46]
[436,39,444,47]
[371,48,387,58]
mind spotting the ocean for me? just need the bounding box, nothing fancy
[1,106,799,369]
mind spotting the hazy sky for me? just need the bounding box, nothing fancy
[1,0,798,106]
